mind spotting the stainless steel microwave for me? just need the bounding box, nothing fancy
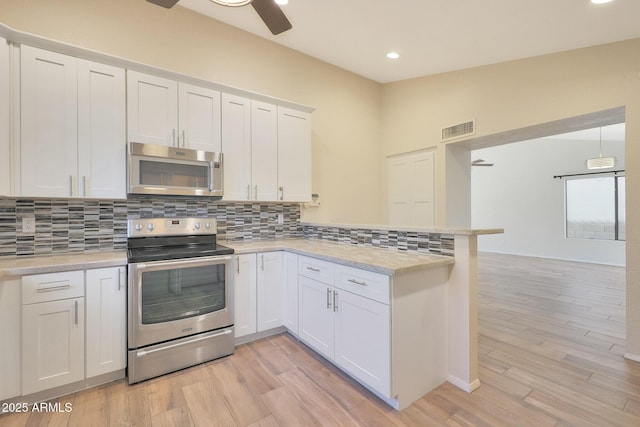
[128,142,223,197]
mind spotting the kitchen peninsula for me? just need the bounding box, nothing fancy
[0,222,501,410]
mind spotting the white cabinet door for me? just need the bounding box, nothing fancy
[0,279,21,400]
[221,93,252,200]
[22,297,85,394]
[233,254,257,338]
[178,83,221,152]
[387,149,435,227]
[85,267,126,378]
[282,252,299,335]
[127,70,178,146]
[0,37,9,196]
[298,276,334,360]
[277,107,311,202]
[257,252,283,331]
[334,289,391,397]
[20,45,78,197]
[251,101,278,201]
[77,60,126,199]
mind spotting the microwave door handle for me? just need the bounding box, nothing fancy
[209,160,214,192]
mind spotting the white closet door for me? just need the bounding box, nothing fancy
[387,149,435,227]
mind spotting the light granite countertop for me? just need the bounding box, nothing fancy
[0,239,454,279]
[301,221,503,236]
[0,251,127,279]
[221,238,454,275]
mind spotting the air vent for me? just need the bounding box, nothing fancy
[441,120,475,142]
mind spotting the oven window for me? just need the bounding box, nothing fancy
[140,159,209,189]
[140,264,226,324]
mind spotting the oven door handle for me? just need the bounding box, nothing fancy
[135,329,233,357]
[132,255,233,271]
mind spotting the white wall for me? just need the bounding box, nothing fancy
[471,125,625,266]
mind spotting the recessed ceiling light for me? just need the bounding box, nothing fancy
[275,0,288,5]
[386,52,400,59]
[591,0,613,4]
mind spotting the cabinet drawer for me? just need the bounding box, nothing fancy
[335,266,390,305]
[298,255,334,285]
[22,271,85,304]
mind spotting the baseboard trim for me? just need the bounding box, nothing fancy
[624,353,640,363]
[447,375,481,393]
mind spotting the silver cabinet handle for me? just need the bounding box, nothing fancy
[118,267,125,291]
[326,288,331,309]
[36,284,71,293]
[306,266,320,272]
[348,278,368,287]
[181,130,186,147]
[260,254,265,271]
[172,128,177,146]
[70,175,77,197]
[333,291,338,312]
[74,300,78,325]
[254,185,258,200]
[279,186,284,201]
[236,256,240,274]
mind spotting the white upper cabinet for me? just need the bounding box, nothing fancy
[0,37,9,196]
[127,70,221,152]
[178,82,221,152]
[126,71,178,146]
[20,45,125,199]
[221,93,252,200]
[250,101,278,201]
[222,96,312,202]
[77,60,126,199]
[277,107,312,202]
[20,45,78,198]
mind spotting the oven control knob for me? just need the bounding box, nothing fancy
[194,222,201,230]
[205,222,211,229]
[134,223,142,231]
[147,223,155,231]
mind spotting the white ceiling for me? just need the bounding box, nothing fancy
[178,0,640,83]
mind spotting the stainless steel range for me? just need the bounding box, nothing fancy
[127,217,234,384]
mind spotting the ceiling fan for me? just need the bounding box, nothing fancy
[146,0,292,35]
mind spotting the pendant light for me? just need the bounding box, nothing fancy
[586,127,616,170]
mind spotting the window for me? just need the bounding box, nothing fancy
[565,175,625,241]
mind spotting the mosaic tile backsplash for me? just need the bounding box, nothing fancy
[302,224,455,257]
[0,197,302,257]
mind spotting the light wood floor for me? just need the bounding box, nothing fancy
[2,252,639,426]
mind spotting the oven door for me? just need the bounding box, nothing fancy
[128,255,233,349]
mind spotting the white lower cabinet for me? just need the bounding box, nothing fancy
[0,278,21,400]
[22,271,85,395]
[282,252,299,334]
[85,267,127,378]
[20,267,126,396]
[234,252,283,339]
[297,255,391,398]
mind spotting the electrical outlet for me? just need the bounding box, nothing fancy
[22,216,36,234]
[277,213,284,224]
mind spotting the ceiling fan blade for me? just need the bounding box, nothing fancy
[146,0,180,8]
[251,0,292,35]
